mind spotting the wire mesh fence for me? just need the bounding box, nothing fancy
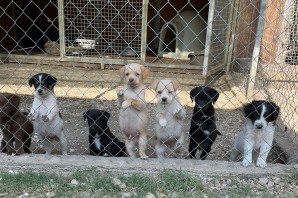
[0,0,297,165]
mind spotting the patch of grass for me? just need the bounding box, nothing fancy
[157,169,205,197]
[0,171,73,197]
[0,169,297,197]
[287,168,298,182]
[0,169,206,197]
[119,169,206,197]
[226,183,253,198]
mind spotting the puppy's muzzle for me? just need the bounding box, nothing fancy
[161,97,167,103]
[129,78,134,83]
[255,123,263,129]
[37,89,44,95]
[254,120,263,129]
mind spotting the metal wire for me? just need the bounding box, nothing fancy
[0,0,297,164]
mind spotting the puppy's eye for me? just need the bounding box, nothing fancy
[168,91,172,94]
[157,91,162,94]
[135,73,140,77]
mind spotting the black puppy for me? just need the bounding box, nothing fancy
[83,109,126,157]
[188,86,222,160]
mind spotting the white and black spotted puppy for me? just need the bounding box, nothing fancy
[28,73,67,155]
[83,109,126,157]
[230,100,280,168]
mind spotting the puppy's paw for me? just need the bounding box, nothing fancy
[41,115,49,122]
[122,100,131,109]
[140,154,149,160]
[28,113,36,121]
[174,142,182,149]
[116,89,124,97]
[159,118,167,127]
[103,153,109,157]
[173,107,182,115]
[256,158,267,168]
[241,160,251,167]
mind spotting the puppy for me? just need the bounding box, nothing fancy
[230,100,280,168]
[83,109,126,157]
[28,73,67,155]
[188,86,221,160]
[116,63,150,159]
[0,93,33,155]
[151,79,186,159]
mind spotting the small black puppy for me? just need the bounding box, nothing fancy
[188,86,222,160]
[83,109,126,157]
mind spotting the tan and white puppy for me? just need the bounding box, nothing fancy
[116,63,150,159]
[151,79,186,158]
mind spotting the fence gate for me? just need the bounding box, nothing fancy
[203,0,234,76]
[63,0,145,61]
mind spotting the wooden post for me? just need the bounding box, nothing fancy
[203,0,215,76]
[226,0,240,74]
[247,0,267,99]
[141,0,149,63]
[58,0,66,57]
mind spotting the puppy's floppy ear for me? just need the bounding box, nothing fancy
[47,74,58,89]
[119,66,126,79]
[11,95,21,108]
[244,103,254,117]
[103,111,110,120]
[190,87,199,102]
[150,79,160,90]
[28,76,35,87]
[270,102,280,121]
[172,80,180,91]
[101,111,110,123]
[141,65,150,80]
[206,87,219,104]
[9,94,21,109]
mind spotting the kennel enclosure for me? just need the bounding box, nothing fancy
[0,0,235,76]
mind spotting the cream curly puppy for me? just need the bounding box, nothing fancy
[151,79,186,158]
[116,63,150,159]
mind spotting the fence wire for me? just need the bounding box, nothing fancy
[0,0,297,165]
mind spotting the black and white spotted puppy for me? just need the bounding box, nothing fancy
[28,73,67,155]
[230,100,280,168]
[83,109,126,157]
[188,86,221,160]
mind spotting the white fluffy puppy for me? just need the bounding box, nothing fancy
[117,63,150,159]
[230,100,280,168]
[28,73,67,155]
[151,79,186,158]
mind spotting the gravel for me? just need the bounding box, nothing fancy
[0,86,284,164]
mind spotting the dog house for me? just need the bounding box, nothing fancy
[158,10,207,60]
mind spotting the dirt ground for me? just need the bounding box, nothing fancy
[0,63,295,164]
[0,85,284,164]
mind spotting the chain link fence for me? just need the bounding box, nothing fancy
[0,0,297,164]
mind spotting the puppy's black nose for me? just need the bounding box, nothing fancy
[256,124,263,129]
[162,97,167,102]
[37,89,43,93]
[129,78,134,83]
